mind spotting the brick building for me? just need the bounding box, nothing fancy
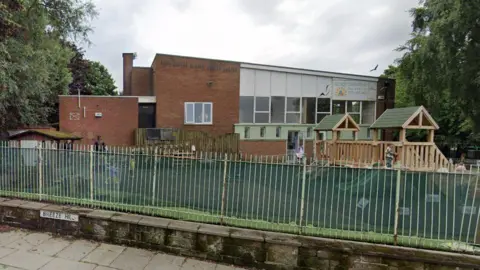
[59,53,395,157]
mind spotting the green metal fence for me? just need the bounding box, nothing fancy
[0,143,479,254]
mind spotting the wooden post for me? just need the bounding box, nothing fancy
[427,130,435,142]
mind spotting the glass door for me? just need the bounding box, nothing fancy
[286,130,300,164]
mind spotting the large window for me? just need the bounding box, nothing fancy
[347,101,361,123]
[302,98,316,124]
[239,96,254,123]
[184,102,212,124]
[317,98,331,123]
[286,97,301,123]
[362,101,376,124]
[255,97,270,123]
[270,96,285,123]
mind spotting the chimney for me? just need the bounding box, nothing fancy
[123,53,135,96]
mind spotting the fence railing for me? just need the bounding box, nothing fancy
[0,143,479,254]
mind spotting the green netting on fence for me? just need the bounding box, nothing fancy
[1,146,479,252]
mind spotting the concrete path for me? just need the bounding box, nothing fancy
[0,227,246,270]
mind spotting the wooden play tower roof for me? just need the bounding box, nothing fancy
[314,114,360,132]
[370,106,439,130]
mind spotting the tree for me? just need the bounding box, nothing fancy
[85,61,117,96]
[0,0,98,131]
[63,41,117,96]
[397,0,480,133]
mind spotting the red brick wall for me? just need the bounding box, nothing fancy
[153,55,240,135]
[59,96,138,146]
[131,67,152,96]
[240,140,314,159]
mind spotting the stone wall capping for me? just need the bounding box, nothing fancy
[197,224,230,238]
[68,206,94,216]
[264,231,301,247]
[40,204,72,212]
[111,213,143,225]
[168,220,200,233]
[18,201,48,210]
[138,216,170,228]
[229,228,265,242]
[0,199,29,207]
[85,210,117,220]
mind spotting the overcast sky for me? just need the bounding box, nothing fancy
[84,0,419,91]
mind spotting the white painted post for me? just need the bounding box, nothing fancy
[220,153,228,224]
[151,147,158,206]
[393,169,401,245]
[89,145,94,202]
[38,144,43,201]
[299,153,307,232]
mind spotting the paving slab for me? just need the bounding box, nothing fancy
[0,250,53,270]
[0,231,28,246]
[0,247,16,259]
[39,257,96,270]
[56,239,98,261]
[94,266,119,270]
[144,253,185,270]
[109,247,154,270]
[29,237,72,256]
[82,243,125,266]
[181,258,217,270]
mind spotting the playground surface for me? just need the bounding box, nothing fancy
[0,226,244,270]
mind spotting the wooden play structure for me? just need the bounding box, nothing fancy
[314,106,451,171]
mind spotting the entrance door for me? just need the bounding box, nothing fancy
[286,131,300,164]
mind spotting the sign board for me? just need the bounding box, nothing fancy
[357,198,370,209]
[40,210,79,222]
[95,112,103,118]
[426,194,440,203]
[461,206,477,215]
[399,207,410,216]
[332,79,377,101]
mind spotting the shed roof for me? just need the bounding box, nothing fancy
[370,106,439,129]
[314,114,360,131]
[8,129,82,141]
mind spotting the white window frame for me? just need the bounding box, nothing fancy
[346,101,362,124]
[184,102,213,125]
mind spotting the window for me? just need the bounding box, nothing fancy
[270,96,285,123]
[362,101,376,124]
[286,97,301,123]
[306,127,312,138]
[302,98,316,124]
[244,127,250,138]
[332,100,346,114]
[260,126,266,138]
[276,127,281,138]
[239,96,254,123]
[184,102,213,124]
[255,97,270,123]
[317,98,331,123]
[347,101,361,123]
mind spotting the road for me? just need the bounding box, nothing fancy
[0,226,246,270]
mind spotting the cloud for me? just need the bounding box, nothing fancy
[85,0,419,90]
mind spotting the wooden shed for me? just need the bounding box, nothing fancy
[8,129,82,148]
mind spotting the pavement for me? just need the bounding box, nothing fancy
[0,227,246,270]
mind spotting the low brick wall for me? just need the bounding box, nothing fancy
[0,198,479,270]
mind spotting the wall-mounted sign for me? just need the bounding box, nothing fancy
[69,112,80,121]
[332,79,377,101]
[95,112,103,118]
[40,210,79,222]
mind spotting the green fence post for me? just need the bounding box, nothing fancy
[393,168,402,245]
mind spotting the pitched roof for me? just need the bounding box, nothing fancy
[314,114,360,131]
[370,106,439,129]
[8,129,82,140]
